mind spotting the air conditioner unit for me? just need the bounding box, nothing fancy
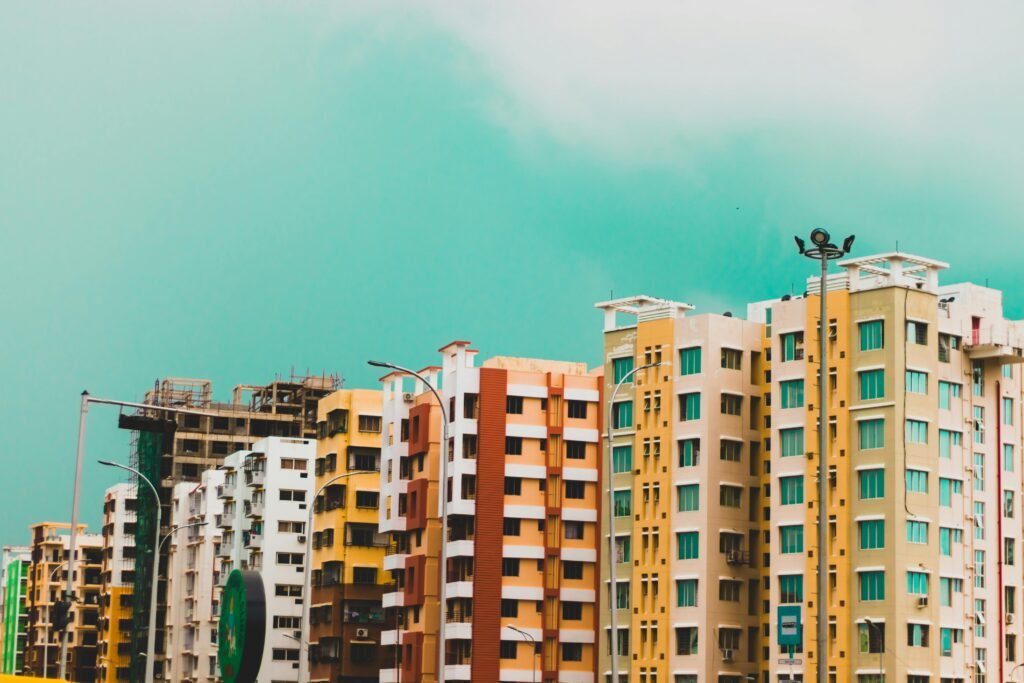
[917,596,929,608]
[356,628,370,638]
[297,535,306,544]
[1008,613,1016,625]
[403,392,415,403]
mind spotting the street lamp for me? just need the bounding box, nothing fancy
[606,360,660,683]
[368,359,450,683]
[298,470,375,683]
[42,561,67,678]
[794,228,854,683]
[863,619,883,681]
[159,522,209,554]
[507,625,537,683]
[99,460,161,683]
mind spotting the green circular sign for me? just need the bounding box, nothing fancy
[218,570,266,683]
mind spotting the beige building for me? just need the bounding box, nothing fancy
[97,484,136,683]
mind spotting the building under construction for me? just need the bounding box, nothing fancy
[117,373,340,682]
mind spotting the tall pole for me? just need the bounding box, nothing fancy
[605,361,659,683]
[817,255,828,683]
[298,471,373,683]
[368,361,450,683]
[508,625,536,683]
[98,461,161,683]
[59,391,89,680]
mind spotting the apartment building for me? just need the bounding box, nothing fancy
[165,469,225,683]
[24,522,103,681]
[595,297,765,683]
[97,484,137,683]
[1,545,31,674]
[742,253,1024,683]
[309,389,387,683]
[378,341,603,683]
[117,373,338,680]
[217,437,315,682]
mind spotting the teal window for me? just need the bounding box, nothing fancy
[907,571,929,595]
[859,571,885,601]
[940,527,952,556]
[858,419,884,450]
[780,427,804,457]
[781,332,803,361]
[905,419,928,444]
[938,381,961,409]
[907,520,928,544]
[613,490,631,517]
[1005,444,1015,473]
[678,438,699,467]
[679,347,701,376]
[974,452,985,491]
[858,469,884,499]
[780,525,804,554]
[906,370,927,394]
[974,406,985,443]
[676,578,697,607]
[858,520,885,550]
[613,401,633,429]
[939,429,962,458]
[612,445,632,473]
[939,478,954,507]
[780,380,804,409]
[779,476,804,505]
[677,484,699,512]
[612,357,635,384]
[779,574,803,604]
[677,531,699,560]
[615,536,630,563]
[1004,364,1014,379]
[906,469,928,493]
[859,369,884,400]
[679,393,700,421]
[859,320,884,351]
[1004,398,1014,425]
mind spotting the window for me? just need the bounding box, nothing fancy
[506,396,524,414]
[1004,398,1015,425]
[973,360,985,396]
[562,643,583,662]
[781,332,804,361]
[277,552,304,566]
[858,469,884,500]
[940,527,963,556]
[907,520,928,544]
[279,489,306,502]
[939,429,962,458]
[859,419,884,450]
[564,521,584,540]
[906,419,928,444]
[567,400,588,419]
[272,648,300,661]
[908,623,930,647]
[613,401,633,429]
[275,584,303,597]
[719,579,741,602]
[561,601,583,620]
[562,561,583,580]
[906,469,928,493]
[358,415,382,433]
[780,427,804,457]
[907,571,929,595]
[677,484,699,512]
[906,369,927,394]
[859,571,885,601]
[939,477,962,507]
[780,525,804,554]
[1006,444,1016,472]
[938,380,961,409]
[721,393,742,416]
[719,485,742,508]
[499,641,518,659]
[677,578,697,607]
[505,437,523,455]
[679,393,700,421]
[859,320,884,351]
[780,380,804,409]
[679,347,702,375]
[1006,490,1015,518]
[501,558,520,577]
[612,356,635,384]
[504,477,522,496]
[780,475,804,505]
[675,626,698,655]
[677,531,699,560]
[859,370,884,400]
[501,599,518,617]
[779,574,803,604]
[974,405,985,443]
[503,518,521,536]
[565,480,586,500]
[858,520,884,550]
[613,490,631,517]
[566,441,586,460]
[353,566,377,584]
[678,439,699,467]
[615,536,631,563]
[905,319,927,345]
[1007,538,1016,566]
[355,491,379,508]
[939,332,959,362]
[721,348,742,370]
[720,440,741,462]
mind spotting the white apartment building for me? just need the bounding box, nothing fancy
[165,469,225,683]
[217,437,314,683]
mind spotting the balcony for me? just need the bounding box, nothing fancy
[965,323,1024,363]
[247,502,264,519]
[245,470,265,488]
[382,591,405,608]
[383,553,408,572]
[725,550,751,567]
[218,511,234,528]
[245,534,262,550]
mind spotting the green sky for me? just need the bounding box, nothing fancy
[1,2,1022,543]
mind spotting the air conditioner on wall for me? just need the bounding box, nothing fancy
[403,392,415,403]
[356,628,370,638]
[917,596,929,608]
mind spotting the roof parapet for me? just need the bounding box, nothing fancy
[594,295,695,332]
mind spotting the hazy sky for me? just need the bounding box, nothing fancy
[2,2,1023,544]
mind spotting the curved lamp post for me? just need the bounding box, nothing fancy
[606,360,660,683]
[99,460,161,683]
[794,229,854,683]
[368,359,450,683]
[507,625,537,683]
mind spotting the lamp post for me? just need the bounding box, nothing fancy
[1009,662,1024,681]
[42,561,67,678]
[99,460,161,683]
[159,522,208,554]
[368,360,450,683]
[60,393,216,681]
[606,360,660,683]
[863,619,883,681]
[298,470,375,683]
[507,625,537,683]
[794,229,855,683]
